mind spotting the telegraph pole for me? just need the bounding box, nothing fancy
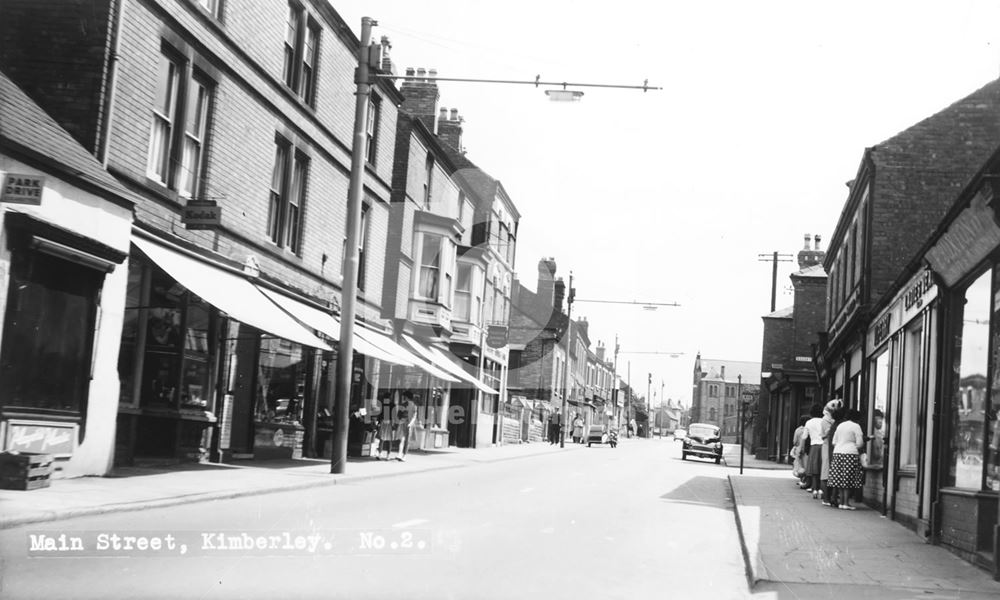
[738,374,744,475]
[757,251,793,312]
[612,335,620,430]
[559,272,575,449]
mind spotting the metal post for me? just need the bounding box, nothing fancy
[612,335,619,431]
[559,272,574,449]
[332,16,376,474]
[738,374,744,475]
[627,361,631,437]
[647,373,651,439]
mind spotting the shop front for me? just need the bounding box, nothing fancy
[922,186,1000,573]
[864,267,939,529]
[116,234,333,465]
[0,97,134,477]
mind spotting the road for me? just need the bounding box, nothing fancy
[0,439,752,600]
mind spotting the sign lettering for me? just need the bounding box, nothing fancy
[873,312,892,348]
[182,200,222,230]
[1,173,45,205]
[5,422,77,456]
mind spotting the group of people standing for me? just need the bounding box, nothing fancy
[546,411,588,444]
[790,399,869,510]
[375,391,418,461]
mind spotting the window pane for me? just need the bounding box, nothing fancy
[148,54,178,182]
[181,300,210,409]
[283,5,298,87]
[268,144,288,244]
[287,156,307,253]
[180,79,210,199]
[949,269,991,488]
[0,250,101,415]
[869,351,889,468]
[257,338,306,423]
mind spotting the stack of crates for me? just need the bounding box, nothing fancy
[0,451,54,490]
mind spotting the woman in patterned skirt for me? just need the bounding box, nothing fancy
[829,408,866,510]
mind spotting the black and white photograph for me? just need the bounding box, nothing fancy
[3,0,1000,598]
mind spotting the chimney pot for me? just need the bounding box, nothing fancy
[450,108,459,121]
[428,68,437,80]
[803,233,811,249]
[417,68,426,78]
[405,67,415,77]
[439,107,448,120]
[814,234,822,250]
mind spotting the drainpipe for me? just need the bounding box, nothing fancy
[99,0,127,167]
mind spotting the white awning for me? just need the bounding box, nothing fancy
[255,286,409,366]
[402,336,497,394]
[355,327,457,381]
[132,236,330,349]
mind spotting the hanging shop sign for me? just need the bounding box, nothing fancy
[486,325,509,348]
[3,420,77,457]
[182,199,222,230]
[925,191,1000,286]
[1,173,44,205]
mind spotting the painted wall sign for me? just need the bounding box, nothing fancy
[3,420,77,457]
[1,173,45,205]
[867,268,937,353]
[925,191,1000,286]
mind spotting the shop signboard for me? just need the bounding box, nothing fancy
[925,191,1000,286]
[486,325,508,349]
[3,420,77,457]
[1,173,44,205]
[182,200,222,230]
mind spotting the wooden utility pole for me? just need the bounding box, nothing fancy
[758,251,793,312]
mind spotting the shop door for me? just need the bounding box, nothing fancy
[228,324,260,455]
[447,388,475,448]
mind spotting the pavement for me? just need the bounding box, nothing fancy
[730,468,1000,597]
[0,439,580,529]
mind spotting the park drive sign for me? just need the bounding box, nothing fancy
[1,173,44,205]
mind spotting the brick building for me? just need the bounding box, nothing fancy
[755,234,826,461]
[690,355,760,442]
[814,78,1000,541]
[0,0,440,467]
[0,70,134,476]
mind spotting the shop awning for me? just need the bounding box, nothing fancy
[255,286,410,366]
[132,236,330,350]
[355,327,457,382]
[402,336,497,394]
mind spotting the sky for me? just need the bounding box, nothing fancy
[335,0,1000,407]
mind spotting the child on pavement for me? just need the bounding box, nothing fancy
[830,408,866,510]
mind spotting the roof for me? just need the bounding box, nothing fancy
[792,263,826,279]
[0,70,133,205]
[827,77,1000,265]
[763,306,794,319]
[509,280,567,345]
[699,359,761,385]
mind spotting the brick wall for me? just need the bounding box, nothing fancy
[0,0,113,153]
[761,316,793,370]
[792,278,826,359]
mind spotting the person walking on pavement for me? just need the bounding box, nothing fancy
[572,414,585,444]
[376,397,396,461]
[830,407,866,510]
[803,403,825,498]
[395,391,417,461]
[548,411,562,445]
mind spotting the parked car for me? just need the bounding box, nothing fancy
[672,428,687,441]
[587,424,617,448]
[681,423,723,464]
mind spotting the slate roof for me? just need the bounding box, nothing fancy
[0,70,133,204]
[792,263,826,279]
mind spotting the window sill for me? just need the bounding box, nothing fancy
[940,486,998,498]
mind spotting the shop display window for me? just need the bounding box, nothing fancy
[255,337,305,424]
[868,350,890,468]
[118,256,215,412]
[947,268,991,489]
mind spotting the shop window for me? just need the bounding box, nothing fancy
[117,256,214,411]
[899,324,923,469]
[868,349,890,468]
[948,268,991,489]
[0,249,102,420]
[256,337,306,423]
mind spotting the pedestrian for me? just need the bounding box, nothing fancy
[830,408,866,510]
[803,403,825,498]
[790,415,809,487]
[628,418,637,438]
[394,391,417,461]
[376,397,395,460]
[820,399,844,505]
[572,414,585,444]
[549,411,562,445]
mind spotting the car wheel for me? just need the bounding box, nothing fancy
[588,442,592,447]
[681,452,687,460]
[715,456,721,464]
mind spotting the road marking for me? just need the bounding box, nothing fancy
[392,518,428,528]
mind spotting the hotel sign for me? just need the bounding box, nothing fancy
[1,173,45,205]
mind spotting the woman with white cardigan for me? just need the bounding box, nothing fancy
[829,408,866,510]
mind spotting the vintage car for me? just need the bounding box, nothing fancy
[587,424,618,448]
[681,423,723,464]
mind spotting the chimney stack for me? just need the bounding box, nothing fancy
[554,277,566,314]
[378,36,396,76]
[596,342,606,362]
[400,66,441,131]
[537,257,557,305]
[797,232,826,269]
[438,107,464,152]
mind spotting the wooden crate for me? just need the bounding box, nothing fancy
[0,452,54,491]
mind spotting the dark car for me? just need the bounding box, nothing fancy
[681,423,723,464]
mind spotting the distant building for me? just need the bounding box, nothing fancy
[755,234,826,461]
[691,355,760,443]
